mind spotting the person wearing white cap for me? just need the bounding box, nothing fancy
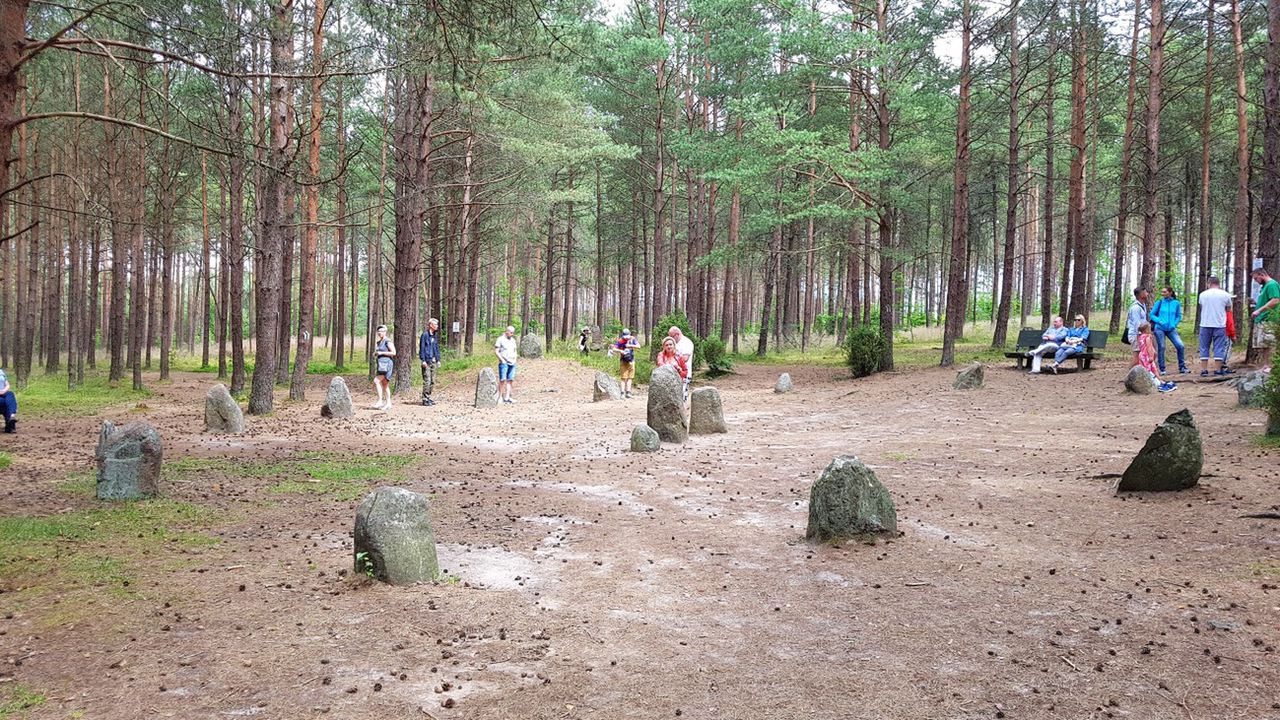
[609,328,639,398]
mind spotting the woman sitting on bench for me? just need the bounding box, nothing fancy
[1027,316,1067,373]
[1046,315,1090,373]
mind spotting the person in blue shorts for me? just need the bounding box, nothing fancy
[495,326,519,404]
[0,367,16,433]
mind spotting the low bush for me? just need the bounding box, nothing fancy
[844,324,886,378]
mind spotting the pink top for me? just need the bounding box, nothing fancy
[1137,333,1159,375]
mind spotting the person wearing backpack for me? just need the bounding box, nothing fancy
[1126,287,1150,368]
[1150,286,1189,375]
[372,324,397,410]
[609,329,639,398]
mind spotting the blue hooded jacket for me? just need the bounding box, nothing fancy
[1149,296,1182,333]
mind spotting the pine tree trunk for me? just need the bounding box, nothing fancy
[993,0,1020,347]
[1110,0,1142,333]
[1066,0,1090,320]
[941,0,972,367]
[1140,0,1165,291]
[291,0,325,400]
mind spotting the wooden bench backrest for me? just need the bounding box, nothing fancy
[1015,328,1042,349]
[1085,330,1108,349]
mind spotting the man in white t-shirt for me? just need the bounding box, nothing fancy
[668,326,695,400]
[1196,276,1234,376]
[494,326,519,403]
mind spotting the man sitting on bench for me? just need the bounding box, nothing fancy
[1046,315,1089,374]
[1026,316,1067,374]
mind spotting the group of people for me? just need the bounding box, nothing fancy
[606,325,695,401]
[1025,314,1092,374]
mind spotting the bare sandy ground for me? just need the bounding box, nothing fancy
[1,357,1277,720]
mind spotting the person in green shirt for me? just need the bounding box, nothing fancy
[1250,267,1280,370]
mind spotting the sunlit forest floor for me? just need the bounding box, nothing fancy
[1,349,1276,719]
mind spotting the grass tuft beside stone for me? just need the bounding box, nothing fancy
[0,685,45,718]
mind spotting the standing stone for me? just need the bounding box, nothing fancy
[204,383,245,433]
[646,366,687,443]
[688,387,727,434]
[519,333,543,359]
[95,421,162,501]
[1124,366,1160,394]
[475,367,500,408]
[630,425,661,453]
[593,371,622,401]
[1235,370,1269,407]
[774,373,793,394]
[953,362,985,390]
[321,376,354,418]
[1117,409,1204,492]
[806,456,897,543]
[353,487,439,585]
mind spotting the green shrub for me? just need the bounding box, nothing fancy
[844,324,886,378]
[651,308,703,370]
[701,336,732,375]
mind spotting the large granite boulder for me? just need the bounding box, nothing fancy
[646,366,687,443]
[96,421,162,501]
[593,371,622,402]
[1116,409,1203,492]
[806,456,897,543]
[953,362,984,390]
[321,377,354,418]
[353,487,439,585]
[519,333,543,359]
[774,373,793,394]
[1235,371,1269,407]
[204,383,244,433]
[630,425,661,453]
[688,387,727,434]
[1124,366,1160,394]
[475,367,499,408]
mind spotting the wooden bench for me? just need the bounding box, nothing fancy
[1004,328,1109,370]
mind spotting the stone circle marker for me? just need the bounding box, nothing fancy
[519,333,543,359]
[1124,366,1159,395]
[475,367,499,408]
[688,387,727,434]
[953,362,984,390]
[204,383,245,434]
[805,456,897,543]
[774,373,793,394]
[1116,409,1203,492]
[630,425,660,453]
[353,487,439,585]
[96,421,162,501]
[321,376,354,418]
[646,366,687,443]
[1235,370,1268,407]
[593,371,622,402]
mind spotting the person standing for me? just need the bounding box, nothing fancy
[578,327,591,356]
[419,317,442,406]
[1196,276,1234,376]
[0,367,17,433]
[609,328,639,398]
[668,326,695,399]
[1249,267,1280,371]
[495,325,519,404]
[1127,287,1150,368]
[372,325,397,410]
[1150,286,1189,375]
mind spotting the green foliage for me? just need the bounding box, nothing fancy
[844,325,887,378]
[1261,330,1280,438]
[0,452,10,470]
[0,685,45,718]
[167,452,417,502]
[354,551,376,579]
[700,336,732,375]
[17,373,149,419]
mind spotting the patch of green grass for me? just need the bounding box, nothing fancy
[0,499,221,619]
[268,452,415,501]
[0,685,45,718]
[546,346,656,385]
[16,373,149,419]
[883,451,915,461]
[1252,434,1280,449]
[0,452,10,470]
[1248,561,1280,577]
[167,354,352,376]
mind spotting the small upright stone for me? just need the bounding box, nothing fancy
[321,376,354,418]
[1124,366,1159,394]
[1235,370,1269,407]
[953,362,984,390]
[353,487,439,585]
[475,367,500,408]
[1117,409,1203,492]
[806,456,897,543]
[96,421,162,501]
[204,383,245,433]
[519,333,543,359]
[593,371,622,402]
[630,424,661,453]
[774,373,793,394]
[688,387,727,434]
[647,366,688,443]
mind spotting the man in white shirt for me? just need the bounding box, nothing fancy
[494,326,519,403]
[1196,276,1234,376]
[668,326,695,400]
